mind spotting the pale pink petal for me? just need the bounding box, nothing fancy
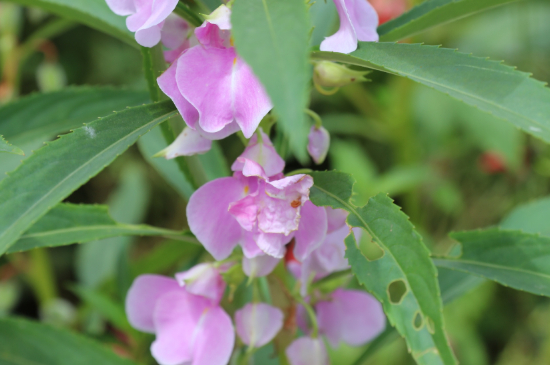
[158,62,199,128]
[106,0,135,16]
[347,0,379,42]
[125,274,180,333]
[231,129,284,177]
[161,14,189,49]
[240,158,269,180]
[136,25,163,47]
[194,22,232,48]
[137,0,179,34]
[326,207,348,233]
[242,254,280,277]
[286,337,329,365]
[175,263,225,304]
[205,5,231,30]
[317,289,385,348]
[313,224,351,273]
[228,195,259,232]
[307,126,330,165]
[255,232,289,258]
[187,177,246,260]
[293,201,328,262]
[320,0,358,54]
[162,127,212,158]
[192,307,235,365]
[196,121,241,140]
[126,10,150,32]
[241,231,264,258]
[235,303,284,348]
[151,291,210,365]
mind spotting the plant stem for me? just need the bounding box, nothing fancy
[305,108,323,128]
[294,295,319,338]
[174,2,203,27]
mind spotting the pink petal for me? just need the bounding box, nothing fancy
[326,207,348,233]
[187,177,246,260]
[135,25,163,47]
[240,158,269,180]
[106,0,135,16]
[235,303,284,348]
[313,224,351,274]
[205,5,232,30]
[162,127,212,158]
[317,289,385,348]
[137,0,179,34]
[320,0,358,54]
[286,337,329,365]
[307,126,330,165]
[125,274,180,333]
[346,0,379,42]
[158,62,199,128]
[196,121,241,140]
[255,232,289,258]
[161,14,189,50]
[192,306,235,365]
[241,231,265,258]
[194,5,232,48]
[242,254,280,277]
[175,263,225,304]
[151,291,210,365]
[293,201,327,262]
[231,129,284,177]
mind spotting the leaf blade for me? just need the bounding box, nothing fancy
[0,135,24,155]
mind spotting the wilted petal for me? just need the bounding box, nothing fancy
[125,274,180,333]
[106,0,135,16]
[307,126,330,165]
[286,337,329,365]
[158,62,199,128]
[231,129,284,177]
[192,306,235,365]
[242,254,280,277]
[347,0,379,42]
[187,177,246,260]
[161,127,212,158]
[293,201,327,262]
[317,289,385,348]
[175,263,225,304]
[235,303,284,348]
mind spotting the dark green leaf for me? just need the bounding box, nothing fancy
[0,101,177,256]
[0,317,137,365]
[309,171,457,365]
[0,135,24,155]
[500,196,550,237]
[312,43,550,145]
[2,0,135,46]
[232,0,311,162]
[434,228,550,297]
[378,0,518,42]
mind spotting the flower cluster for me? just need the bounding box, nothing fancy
[105,0,383,364]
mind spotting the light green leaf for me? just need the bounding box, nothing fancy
[309,171,457,365]
[378,0,518,42]
[2,0,135,46]
[500,196,550,237]
[433,228,550,297]
[232,0,311,162]
[0,317,137,365]
[7,203,192,254]
[0,135,24,155]
[312,43,550,145]
[0,101,177,256]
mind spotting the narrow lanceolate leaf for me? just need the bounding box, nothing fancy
[2,0,134,46]
[500,196,550,237]
[232,0,311,162]
[0,87,149,145]
[7,203,193,254]
[378,0,518,42]
[433,228,550,297]
[309,171,457,365]
[0,317,137,365]
[0,135,24,155]
[0,101,177,256]
[312,43,550,145]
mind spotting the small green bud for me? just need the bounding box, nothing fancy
[313,61,369,88]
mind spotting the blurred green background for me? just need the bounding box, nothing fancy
[1,0,550,364]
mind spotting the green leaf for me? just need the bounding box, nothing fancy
[0,135,24,155]
[0,101,177,256]
[2,0,135,46]
[378,0,518,42]
[500,196,550,237]
[309,171,457,365]
[433,228,550,297]
[232,0,311,162]
[0,317,137,365]
[7,203,191,254]
[312,43,550,145]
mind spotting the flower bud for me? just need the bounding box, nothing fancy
[313,61,369,88]
[286,337,329,365]
[307,126,330,165]
[235,303,284,348]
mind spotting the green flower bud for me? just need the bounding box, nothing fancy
[313,61,369,88]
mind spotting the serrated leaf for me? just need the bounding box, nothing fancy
[0,317,137,365]
[433,228,550,297]
[2,0,135,46]
[378,0,518,42]
[500,196,550,237]
[312,43,550,145]
[309,171,457,365]
[232,0,311,162]
[0,135,24,155]
[7,203,192,254]
[0,101,177,256]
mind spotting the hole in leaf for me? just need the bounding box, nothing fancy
[425,316,435,334]
[413,311,424,330]
[356,228,384,261]
[387,279,407,304]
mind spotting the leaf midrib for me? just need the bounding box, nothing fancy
[433,258,550,280]
[20,224,176,239]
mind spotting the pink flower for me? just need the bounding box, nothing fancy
[161,14,195,63]
[307,126,330,165]
[320,0,379,54]
[175,263,226,304]
[186,133,327,261]
[106,0,179,47]
[157,126,212,158]
[235,303,284,348]
[242,254,281,278]
[286,337,329,365]
[157,5,272,155]
[125,274,234,365]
